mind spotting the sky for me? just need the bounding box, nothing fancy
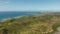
[0,0,60,11]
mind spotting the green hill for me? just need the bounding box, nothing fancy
[0,15,60,34]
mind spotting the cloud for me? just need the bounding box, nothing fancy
[0,0,10,5]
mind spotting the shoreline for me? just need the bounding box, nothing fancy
[0,14,43,22]
[0,16,24,22]
[0,15,37,22]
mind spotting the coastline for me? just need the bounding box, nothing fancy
[0,14,60,34]
[0,13,43,22]
[0,16,24,22]
[0,15,36,22]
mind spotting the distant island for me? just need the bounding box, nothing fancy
[0,12,60,34]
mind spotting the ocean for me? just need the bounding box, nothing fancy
[0,12,35,21]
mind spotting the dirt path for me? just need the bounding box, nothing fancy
[53,27,60,34]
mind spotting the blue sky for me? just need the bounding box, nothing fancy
[0,0,60,11]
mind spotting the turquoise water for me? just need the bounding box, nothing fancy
[0,12,39,21]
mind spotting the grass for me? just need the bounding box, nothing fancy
[0,15,60,34]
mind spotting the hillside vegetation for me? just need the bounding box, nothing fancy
[0,15,60,34]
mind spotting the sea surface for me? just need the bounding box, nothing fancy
[0,12,39,21]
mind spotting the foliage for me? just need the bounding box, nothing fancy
[0,15,60,34]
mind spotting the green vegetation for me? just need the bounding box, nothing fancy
[0,15,60,34]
